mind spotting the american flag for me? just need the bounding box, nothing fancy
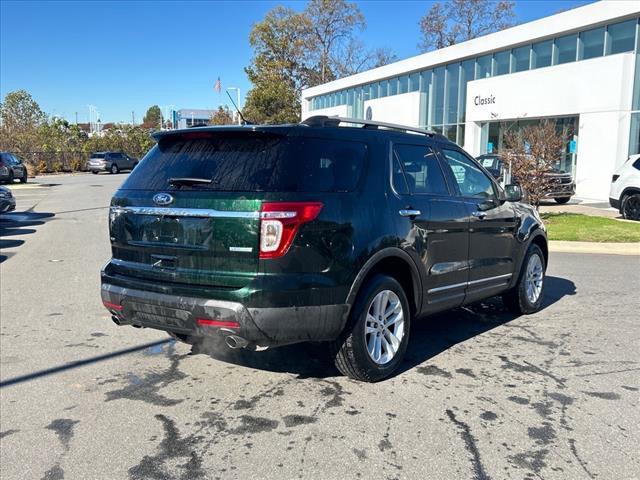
[214,77,221,93]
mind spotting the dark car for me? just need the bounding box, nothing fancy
[101,117,548,382]
[0,152,28,184]
[86,151,138,174]
[0,185,16,213]
[477,154,575,204]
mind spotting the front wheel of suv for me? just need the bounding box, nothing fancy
[554,197,570,204]
[502,244,546,315]
[332,274,411,382]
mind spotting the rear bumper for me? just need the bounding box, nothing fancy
[86,163,108,172]
[101,282,348,347]
[609,197,621,210]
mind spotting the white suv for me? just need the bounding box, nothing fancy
[609,154,640,220]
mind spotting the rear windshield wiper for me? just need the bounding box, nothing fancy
[168,177,214,188]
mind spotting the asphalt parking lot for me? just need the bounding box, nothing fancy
[1,174,639,480]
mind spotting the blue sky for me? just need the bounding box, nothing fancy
[1,0,594,123]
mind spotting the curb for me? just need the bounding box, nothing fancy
[549,241,640,256]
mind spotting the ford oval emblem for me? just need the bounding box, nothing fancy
[153,193,174,206]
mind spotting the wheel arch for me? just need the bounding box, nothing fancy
[345,248,422,316]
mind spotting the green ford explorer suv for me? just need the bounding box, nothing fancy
[101,116,548,382]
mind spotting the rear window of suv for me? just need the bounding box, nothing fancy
[121,132,367,192]
[91,153,106,159]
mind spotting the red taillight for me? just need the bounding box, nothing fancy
[103,300,123,311]
[196,318,240,328]
[259,202,323,259]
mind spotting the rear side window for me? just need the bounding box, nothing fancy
[121,132,367,192]
[392,144,449,195]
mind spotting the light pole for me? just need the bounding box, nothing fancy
[226,87,241,125]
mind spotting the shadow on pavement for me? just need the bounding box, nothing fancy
[193,275,577,380]
[0,211,55,263]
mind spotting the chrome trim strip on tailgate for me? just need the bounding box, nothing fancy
[110,206,260,219]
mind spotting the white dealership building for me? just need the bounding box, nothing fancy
[301,1,640,201]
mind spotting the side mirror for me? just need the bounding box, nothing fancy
[505,184,523,202]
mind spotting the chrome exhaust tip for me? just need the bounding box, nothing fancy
[225,335,249,349]
[111,315,132,326]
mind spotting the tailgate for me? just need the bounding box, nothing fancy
[109,192,261,288]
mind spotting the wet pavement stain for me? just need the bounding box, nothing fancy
[445,409,490,480]
[498,355,565,387]
[568,438,597,479]
[582,391,621,400]
[352,448,367,461]
[508,449,549,475]
[528,422,556,445]
[319,380,348,410]
[507,396,530,405]
[231,415,279,435]
[456,368,477,378]
[416,365,452,378]
[46,419,79,451]
[282,415,318,428]
[129,414,204,480]
[104,351,187,407]
[41,464,64,480]
[480,411,498,421]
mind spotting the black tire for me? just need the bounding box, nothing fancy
[7,170,14,183]
[92,170,99,175]
[502,244,546,315]
[554,197,570,204]
[110,164,119,174]
[20,170,27,183]
[132,162,138,170]
[332,274,411,382]
[621,193,640,221]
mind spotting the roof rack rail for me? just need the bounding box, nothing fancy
[300,115,449,141]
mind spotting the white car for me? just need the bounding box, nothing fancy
[609,154,640,220]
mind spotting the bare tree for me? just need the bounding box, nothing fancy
[332,39,398,77]
[305,0,365,83]
[419,0,515,52]
[502,120,571,209]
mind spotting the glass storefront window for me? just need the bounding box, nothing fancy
[630,112,640,156]
[433,66,445,125]
[369,83,378,100]
[445,63,459,124]
[347,89,354,105]
[460,60,475,122]
[409,72,420,92]
[444,124,457,143]
[389,77,398,96]
[532,40,553,68]
[493,50,510,75]
[457,125,465,147]
[399,75,409,94]
[476,54,492,78]
[607,19,637,55]
[420,70,432,127]
[379,80,388,98]
[512,45,530,72]
[555,34,578,64]
[579,26,605,60]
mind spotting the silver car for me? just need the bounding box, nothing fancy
[86,152,138,174]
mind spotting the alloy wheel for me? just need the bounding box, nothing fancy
[525,253,544,304]
[364,290,405,365]
[623,195,640,221]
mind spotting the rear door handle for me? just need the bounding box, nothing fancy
[399,209,421,217]
[471,211,487,220]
